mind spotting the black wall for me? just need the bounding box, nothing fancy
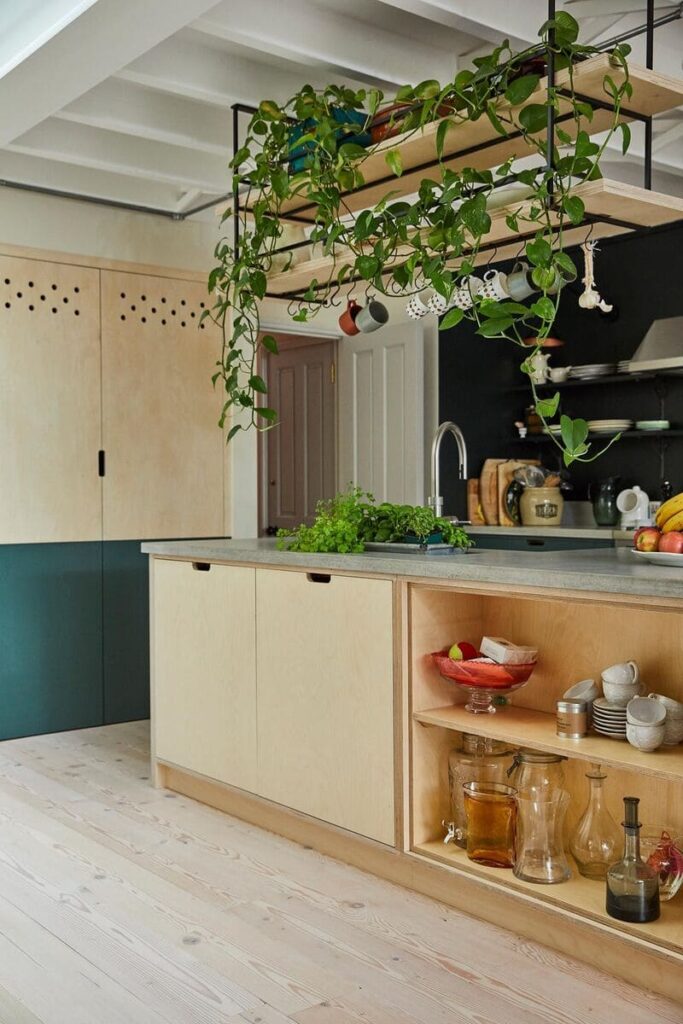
[439,222,683,517]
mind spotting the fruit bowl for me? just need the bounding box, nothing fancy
[430,650,536,714]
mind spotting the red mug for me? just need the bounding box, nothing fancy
[339,299,361,336]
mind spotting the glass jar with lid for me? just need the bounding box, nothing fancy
[447,734,517,847]
[507,748,566,798]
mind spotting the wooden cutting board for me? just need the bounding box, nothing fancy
[498,459,541,527]
[479,459,507,525]
[467,479,485,525]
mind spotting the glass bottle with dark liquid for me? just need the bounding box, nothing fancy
[606,796,660,923]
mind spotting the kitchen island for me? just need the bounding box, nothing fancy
[143,538,683,1002]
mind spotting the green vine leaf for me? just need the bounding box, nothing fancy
[535,392,560,419]
[531,296,555,320]
[504,74,540,106]
[385,149,403,177]
[518,103,548,134]
[618,122,631,154]
[439,307,465,331]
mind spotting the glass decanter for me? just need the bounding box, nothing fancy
[570,767,621,880]
[606,797,660,923]
[447,734,516,848]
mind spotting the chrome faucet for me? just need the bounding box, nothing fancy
[428,421,468,521]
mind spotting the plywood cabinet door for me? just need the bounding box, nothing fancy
[152,558,256,791]
[101,271,225,540]
[256,569,395,844]
[0,255,101,543]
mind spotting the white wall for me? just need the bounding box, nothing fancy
[0,187,219,271]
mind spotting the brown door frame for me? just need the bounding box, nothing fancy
[257,330,339,536]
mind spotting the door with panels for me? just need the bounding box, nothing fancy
[100,271,226,541]
[0,255,103,737]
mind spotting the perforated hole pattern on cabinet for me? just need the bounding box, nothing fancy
[117,290,207,329]
[1,276,81,316]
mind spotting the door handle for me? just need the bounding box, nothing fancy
[192,562,211,571]
[306,573,331,584]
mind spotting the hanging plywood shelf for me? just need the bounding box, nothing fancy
[246,56,683,223]
[265,178,683,298]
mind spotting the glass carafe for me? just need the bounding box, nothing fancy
[514,789,572,884]
[589,476,620,527]
[462,781,517,868]
[507,749,566,799]
[606,797,660,923]
[570,767,621,880]
[447,734,516,848]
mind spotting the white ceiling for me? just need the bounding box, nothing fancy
[0,0,681,219]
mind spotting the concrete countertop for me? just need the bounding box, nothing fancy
[142,537,683,601]
[465,524,629,540]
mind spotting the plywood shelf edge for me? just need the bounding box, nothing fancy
[413,702,683,781]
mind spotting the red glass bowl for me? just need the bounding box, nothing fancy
[430,650,536,713]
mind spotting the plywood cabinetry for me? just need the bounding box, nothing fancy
[0,255,101,543]
[152,558,257,791]
[255,568,395,844]
[101,270,225,540]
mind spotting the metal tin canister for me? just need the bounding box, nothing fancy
[556,699,588,738]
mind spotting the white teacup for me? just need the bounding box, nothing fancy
[602,661,639,686]
[505,261,536,301]
[564,678,599,703]
[602,678,643,707]
[549,367,571,383]
[626,696,666,726]
[626,722,665,752]
[479,269,509,302]
[428,292,449,315]
[648,693,683,745]
[451,276,483,310]
[406,292,433,320]
[648,693,683,718]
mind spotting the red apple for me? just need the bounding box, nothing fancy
[448,641,478,661]
[634,527,661,552]
[659,531,683,554]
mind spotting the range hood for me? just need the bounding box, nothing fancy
[628,316,683,374]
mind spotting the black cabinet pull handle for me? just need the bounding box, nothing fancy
[306,572,331,583]
[526,539,546,547]
[192,562,211,572]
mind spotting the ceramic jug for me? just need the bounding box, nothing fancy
[527,351,550,384]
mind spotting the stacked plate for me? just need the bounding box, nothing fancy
[570,363,616,380]
[592,697,627,739]
[617,360,632,374]
[587,419,633,434]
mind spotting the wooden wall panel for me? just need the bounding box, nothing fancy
[101,270,225,540]
[0,255,101,542]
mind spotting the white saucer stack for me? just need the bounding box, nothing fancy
[592,697,627,739]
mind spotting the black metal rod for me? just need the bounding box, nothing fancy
[644,0,655,190]
[592,4,681,53]
[546,0,556,198]
[0,177,182,219]
[232,104,241,263]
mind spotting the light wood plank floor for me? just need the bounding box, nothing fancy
[0,722,679,1024]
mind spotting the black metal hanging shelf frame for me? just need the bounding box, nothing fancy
[227,0,683,305]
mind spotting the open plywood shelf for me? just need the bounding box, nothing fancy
[257,56,683,223]
[265,179,683,296]
[413,702,683,782]
[412,840,683,956]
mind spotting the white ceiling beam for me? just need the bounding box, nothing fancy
[370,0,544,50]
[117,34,329,108]
[0,148,213,212]
[190,0,456,89]
[8,120,227,192]
[0,0,225,146]
[55,78,230,155]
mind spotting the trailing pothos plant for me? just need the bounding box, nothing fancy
[207,10,632,465]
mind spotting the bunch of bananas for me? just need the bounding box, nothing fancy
[655,493,683,533]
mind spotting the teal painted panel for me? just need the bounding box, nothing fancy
[0,543,103,740]
[472,535,613,552]
[103,541,150,724]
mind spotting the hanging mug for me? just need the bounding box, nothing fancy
[406,291,433,320]
[339,299,361,336]
[356,299,389,333]
[480,269,509,302]
[505,261,537,302]
[451,276,483,310]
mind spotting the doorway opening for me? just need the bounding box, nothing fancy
[258,332,337,536]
